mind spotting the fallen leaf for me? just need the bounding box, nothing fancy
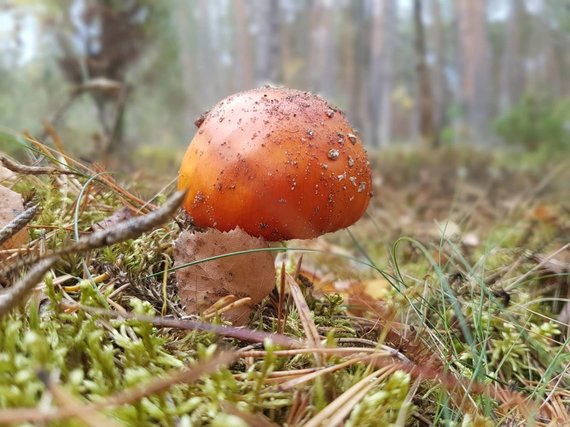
[0,165,16,184]
[530,203,557,223]
[91,207,134,231]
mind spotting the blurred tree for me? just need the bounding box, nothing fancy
[457,0,491,143]
[254,0,281,85]
[233,0,254,90]
[346,0,370,141]
[41,0,168,162]
[369,0,396,147]
[500,0,527,112]
[309,0,335,95]
[2,0,570,156]
[429,0,450,144]
[413,0,436,147]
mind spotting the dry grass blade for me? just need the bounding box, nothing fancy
[286,273,323,364]
[304,366,396,427]
[278,353,394,391]
[239,347,392,358]
[0,203,39,246]
[0,352,236,425]
[74,303,303,348]
[203,297,252,319]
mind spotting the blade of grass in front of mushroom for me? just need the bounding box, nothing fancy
[148,246,393,280]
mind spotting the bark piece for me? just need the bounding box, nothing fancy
[174,228,275,324]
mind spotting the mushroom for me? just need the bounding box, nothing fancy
[175,87,372,323]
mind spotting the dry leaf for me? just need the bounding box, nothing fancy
[174,227,275,324]
[92,207,134,231]
[530,203,557,223]
[0,185,27,254]
[0,165,16,184]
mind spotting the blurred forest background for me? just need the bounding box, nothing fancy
[0,0,569,168]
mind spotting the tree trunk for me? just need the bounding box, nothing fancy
[457,0,491,144]
[254,0,281,85]
[347,0,369,143]
[414,0,436,148]
[233,0,254,90]
[309,0,335,95]
[500,0,526,112]
[430,0,448,145]
[369,0,395,148]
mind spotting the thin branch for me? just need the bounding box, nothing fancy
[73,304,303,349]
[0,155,81,176]
[0,203,39,246]
[0,256,58,317]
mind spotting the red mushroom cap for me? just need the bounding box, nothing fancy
[178,87,372,241]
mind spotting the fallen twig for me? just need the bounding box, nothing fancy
[0,203,39,246]
[72,303,303,349]
[0,154,81,176]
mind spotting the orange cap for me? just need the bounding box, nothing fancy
[178,87,372,241]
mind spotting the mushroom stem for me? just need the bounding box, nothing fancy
[174,227,276,325]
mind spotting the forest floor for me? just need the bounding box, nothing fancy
[0,142,569,426]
